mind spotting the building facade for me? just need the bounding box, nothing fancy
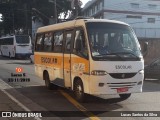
[82,0,160,39]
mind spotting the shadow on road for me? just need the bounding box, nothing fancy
[143,80,160,92]
[5,85,123,118]
[62,88,127,104]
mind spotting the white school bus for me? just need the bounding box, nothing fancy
[0,35,32,58]
[34,18,144,102]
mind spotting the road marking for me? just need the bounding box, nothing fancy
[59,90,101,120]
[0,79,42,120]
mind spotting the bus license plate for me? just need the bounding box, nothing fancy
[117,87,128,93]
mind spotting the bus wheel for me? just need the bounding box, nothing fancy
[74,79,85,102]
[44,72,57,90]
[119,93,131,100]
[0,51,3,56]
[44,73,53,90]
[9,52,11,58]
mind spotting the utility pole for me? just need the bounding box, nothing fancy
[54,0,57,23]
[49,0,57,24]
[12,12,15,34]
[75,0,78,17]
[24,3,28,34]
[11,2,15,34]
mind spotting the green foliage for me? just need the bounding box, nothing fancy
[0,0,76,35]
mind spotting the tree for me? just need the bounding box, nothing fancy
[0,0,31,34]
[32,0,73,25]
[0,0,81,35]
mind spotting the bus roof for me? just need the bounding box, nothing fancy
[37,19,129,33]
[85,19,129,26]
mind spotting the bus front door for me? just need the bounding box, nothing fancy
[63,30,73,88]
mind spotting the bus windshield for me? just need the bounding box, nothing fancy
[16,35,30,44]
[86,22,142,61]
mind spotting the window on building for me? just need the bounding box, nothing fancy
[131,3,139,8]
[96,3,100,11]
[100,1,103,10]
[126,15,142,19]
[92,6,95,14]
[148,4,157,9]
[89,9,92,16]
[85,11,88,17]
[148,18,155,23]
[98,3,100,10]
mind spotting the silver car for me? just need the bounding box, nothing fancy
[144,58,160,80]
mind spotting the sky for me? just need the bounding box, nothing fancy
[81,0,90,7]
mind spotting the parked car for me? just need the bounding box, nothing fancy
[30,54,34,63]
[144,58,160,80]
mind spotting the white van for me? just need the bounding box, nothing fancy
[0,35,32,58]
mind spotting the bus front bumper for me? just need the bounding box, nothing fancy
[89,73,144,95]
[15,53,32,58]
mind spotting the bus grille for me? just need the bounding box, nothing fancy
[109,73,137,79]
[107,82,137,89]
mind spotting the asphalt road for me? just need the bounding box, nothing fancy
[0,56,160,120]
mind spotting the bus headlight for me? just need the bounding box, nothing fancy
[91,70,108,76]
[138,70,144,74]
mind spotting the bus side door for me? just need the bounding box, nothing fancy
[63,30,74,88]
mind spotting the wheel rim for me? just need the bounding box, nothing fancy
[76,84,83,99]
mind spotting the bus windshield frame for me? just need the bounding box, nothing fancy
[86,22,142,61]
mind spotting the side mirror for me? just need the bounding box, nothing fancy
[142,42,148,57]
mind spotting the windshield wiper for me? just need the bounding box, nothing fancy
[94,52,140,60]
[111,52,140,59]
[94,53,125,60]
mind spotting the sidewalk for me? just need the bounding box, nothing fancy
[0,78,31,120]
[0,79,59,120]
[0,89,24,111]
[0,89,27,120]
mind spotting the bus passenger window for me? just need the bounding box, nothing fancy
[65,32,72,53]
[35,34,44,51]
[53,31,63,52]
[44,32,53,52]
[74,29,88,58]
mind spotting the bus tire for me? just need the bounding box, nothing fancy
[44,72,53,90]
[74,79,85,102]
[0,51,3,56]
[9,52,11,58]
[119,93,131,100]
[30,57,32,63]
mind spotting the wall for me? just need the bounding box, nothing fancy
[139,39,160,65]
[83,0,160,38]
